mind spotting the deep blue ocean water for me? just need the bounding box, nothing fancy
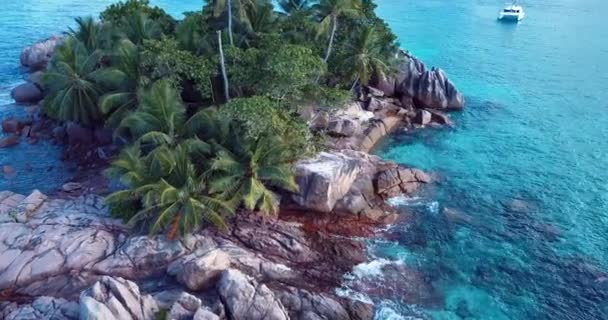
[1,0,607,319]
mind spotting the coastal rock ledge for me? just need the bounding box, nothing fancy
[20,36,63,71]
[372,52,465,110]
[0,190,380,320]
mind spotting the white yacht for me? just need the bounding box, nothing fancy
[498,3,525,21]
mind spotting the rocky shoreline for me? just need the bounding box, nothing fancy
[0,38,464,319]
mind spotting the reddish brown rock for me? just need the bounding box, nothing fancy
[0,136,19,148]
[2,119,23,134]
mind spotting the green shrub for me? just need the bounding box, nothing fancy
[100,0,176,34]
[226,39,325,100]
[219,96,315,156]
[140,38,217,100]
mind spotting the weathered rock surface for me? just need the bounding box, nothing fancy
[2,118,26,133]
[0,296,79,320]
[0,191,205,298]
[310,111,330,130]
[372,52,465,110]
[292,149,429,218]
[0,189,376,320]
[0,135,20,148]
[66,122,94,145]
[167,248,231,291]
[376,166,431,198]
[79,276,158,320]
[28,71,45,87]
[193,307,221,320]
[166,292,220,320]
[217,269,289,320]
[292,152,361,213]
[11,83,43,104]
[20,36,63,70]
[328,117,360,137]
[416,109,432,126]
[278,287,351,320]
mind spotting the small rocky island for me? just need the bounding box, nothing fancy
[0,1,464,319]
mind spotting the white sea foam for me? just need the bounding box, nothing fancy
[427,201,439,214]
[374,301,425,320]
[335,287,373,304]
[374,305,407,320]
[351,258,393,278]
[386,195,421,207]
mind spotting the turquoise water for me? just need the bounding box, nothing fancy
[371,0,608,319]
[1,1,607,319]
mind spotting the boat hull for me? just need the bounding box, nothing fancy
[498,12,525,21]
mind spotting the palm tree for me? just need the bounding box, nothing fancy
[118,79,185,145]
[118,79,211,153]
[313,0,362,63]
[176,12,214,55]
[217,31,230,102]
[278,0,313,15]
[42,39,113,126]
[244,0,277,35]
[99,40,141,127]
[106,144,233,238]
[69,17,102,52]
[343,26,391,90]
[69,16,123,53]
[121,12,163,45]
[207,129,298,215]
[211,0,256,46]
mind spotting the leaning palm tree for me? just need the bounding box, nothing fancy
[211,0,257,46]
[42,38,115,126]
[217,30,230,102]
[106,143,233,238]
[343,26,391,90]
[207,129,299,215]
[313,0,362,62]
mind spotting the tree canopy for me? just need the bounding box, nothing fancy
[40,0,402,238]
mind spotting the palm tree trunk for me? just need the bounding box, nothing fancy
[350,76,360,92]
[217,30,230,102]
[323,14,337,63]
[227,0,234,46]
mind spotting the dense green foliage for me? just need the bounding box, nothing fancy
[226,38,325,99]
[42,0,400,237]
[139,38,217,101]
[43,39,113,126]
[100,0,176,34]
[220,96,314,154]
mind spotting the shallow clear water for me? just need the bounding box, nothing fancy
[0,0,201,194]
[371,0,608,319]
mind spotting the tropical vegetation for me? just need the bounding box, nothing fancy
[39,0,401,238]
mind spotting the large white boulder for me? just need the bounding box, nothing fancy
[292,152,361,213]
[217,269,289,320]
[20,36,63,70]
[79,276,158,320]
